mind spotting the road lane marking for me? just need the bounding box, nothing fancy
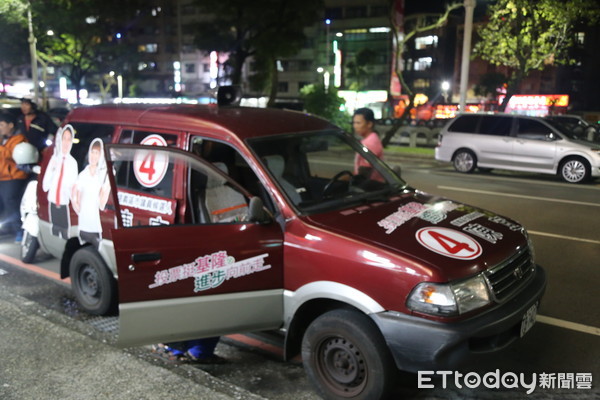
[437,186,600,207]
[0,253,71,285]
[432,170,600,189]
[528,230,600,245]
[537,315,600,337]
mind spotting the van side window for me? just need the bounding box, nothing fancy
[68,123,115,172]
[516,119,553,140]
[119,130,179,147]
[478,116,512,136]
[448,115,480,133]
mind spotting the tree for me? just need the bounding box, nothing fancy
[473,72,507,100]
[346,48,378,91]
[29,0,148,103]
[0,0,30,95]
[382,0,462,146]
[300,84,350,132]
[193,0,322,103]
[474,0,600,110]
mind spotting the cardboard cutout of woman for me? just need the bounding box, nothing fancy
[71,138,110,249]
[42,124,78,239]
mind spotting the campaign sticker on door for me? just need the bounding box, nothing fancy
[416,227,482,260]
[133,134,168,188]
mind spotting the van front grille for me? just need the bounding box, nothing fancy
[484,247,535,302]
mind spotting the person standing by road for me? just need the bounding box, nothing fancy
[17,98,57,152]
[0,112,30,241]
[352,107,384,180]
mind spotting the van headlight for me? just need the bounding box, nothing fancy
[407,274,491,316]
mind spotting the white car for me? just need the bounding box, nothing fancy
[435,113,600,183]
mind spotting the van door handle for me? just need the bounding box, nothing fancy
[131,252,161,263]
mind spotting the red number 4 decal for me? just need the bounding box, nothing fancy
[428,230,475,254]
[138,152,156,180]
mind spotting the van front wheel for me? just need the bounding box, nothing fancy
[70,247,117,315]
[453,149,477,173]
[302,309,396,400]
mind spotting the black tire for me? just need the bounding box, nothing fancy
[70,247,117,315]
[453,149,477,173]
[301,309,396,400]
[559,157,590,183]
[21,231,39,264]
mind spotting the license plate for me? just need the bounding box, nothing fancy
[520,302,538,337]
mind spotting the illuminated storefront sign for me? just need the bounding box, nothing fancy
[500,94,569,116]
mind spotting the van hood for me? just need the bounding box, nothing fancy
[304,190,530,282]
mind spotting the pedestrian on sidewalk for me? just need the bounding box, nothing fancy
[0,112,31,241]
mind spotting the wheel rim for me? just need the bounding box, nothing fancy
[315,336,367,396]
[78,264,101,305]
[454,152,474,172]
[562,160,586,182]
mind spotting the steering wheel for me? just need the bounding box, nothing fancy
[322,170,354,198]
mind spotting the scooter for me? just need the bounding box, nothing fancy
[20,165,41,263]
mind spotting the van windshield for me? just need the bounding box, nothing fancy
[248,130,409,214]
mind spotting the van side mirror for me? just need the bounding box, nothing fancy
[248,197,271,224]
[546,132,558,141]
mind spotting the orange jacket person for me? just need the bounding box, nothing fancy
[0,112,30,240]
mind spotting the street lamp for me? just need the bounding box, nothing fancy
[441,81,450,103]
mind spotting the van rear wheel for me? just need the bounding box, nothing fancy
[70,247,117,315]
[302,309,396,400]
[453,149,477,173]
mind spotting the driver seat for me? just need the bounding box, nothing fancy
[263,155,301,204]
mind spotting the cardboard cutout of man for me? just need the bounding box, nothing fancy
[42,124,78,238]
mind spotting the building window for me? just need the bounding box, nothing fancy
[413,79,430,89]
[139,43,158,53]
[346,6,367,19]
[576,32,585,45]
[369,6,388,17]
[185,63,195,74]
[325,7,343,20]
[278,82,289,93]
[414,57,433,71]
[203,64,210,72]
[138,61,158,71]
[415,36,438,50]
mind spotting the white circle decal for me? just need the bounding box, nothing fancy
[416,227,482,260]
[134,134,169,188]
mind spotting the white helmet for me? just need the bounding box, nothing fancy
[13,142,39,164]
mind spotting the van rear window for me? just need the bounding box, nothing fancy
[448,115,480,133]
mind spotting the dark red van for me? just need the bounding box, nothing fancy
[27,103,546,399]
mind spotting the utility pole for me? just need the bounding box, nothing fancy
[459,0,476,112]
[27,1,39,104]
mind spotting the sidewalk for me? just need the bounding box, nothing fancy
[0,288,264,400]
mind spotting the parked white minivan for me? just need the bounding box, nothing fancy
[435,113,600,183]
